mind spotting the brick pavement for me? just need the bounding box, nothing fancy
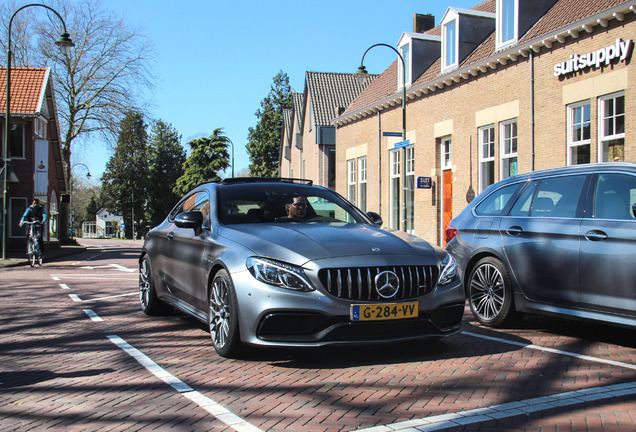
[1,241,635,431]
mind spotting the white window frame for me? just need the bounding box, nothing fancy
[398,42,411,89]
[347,159,356,203]
[441,137,452,170]
[442,17,458,72]
[496,0,518,49]
[500,119,518,179]
[598,91,625,162]
[405,146,415,234]
[35,116,48,139]
[567,100,591,165]
[357,156,367,212]
[479,125,495,192]
[390,150,401,230]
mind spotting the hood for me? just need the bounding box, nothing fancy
[218,222,437,265]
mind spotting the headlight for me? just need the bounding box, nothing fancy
[438,253,458,286]
[246,257,314,292]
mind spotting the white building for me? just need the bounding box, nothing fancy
[82,208,123,238]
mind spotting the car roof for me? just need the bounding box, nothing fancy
[198,177,313,188]
[498,162,636,185]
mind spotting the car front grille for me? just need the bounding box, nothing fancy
[318,265,439,301]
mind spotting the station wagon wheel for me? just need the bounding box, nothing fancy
[139,255,170,316]
[468,257,516,327]
[209,269,243,358]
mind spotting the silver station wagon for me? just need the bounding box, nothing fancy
[139,178,464,358]
[446,163,636,329]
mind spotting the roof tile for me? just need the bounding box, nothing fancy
[0,67,48,115]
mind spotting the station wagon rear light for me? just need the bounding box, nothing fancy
[445,226,458,244]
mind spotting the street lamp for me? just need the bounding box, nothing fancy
[70,163,91,238]
[355,43,408,232]
[2,4,74,259]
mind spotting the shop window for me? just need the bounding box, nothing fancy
[10,197,27,238]
[9,124,25,159]
[405,147,415,233]
[497,0,518,49]
[347,159,356,203]
[599,92,625,162]
[567,101,591,165]
[479,125,495,192]
[357,157,367,212]
[390,150,401,230]
[442,19,457,71]
[500,120,518,179]
[328,149,336,188]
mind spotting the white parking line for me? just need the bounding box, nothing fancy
[83,309,103,322]
[90,292,137,301]
[107,335,263,432]
[464,331,636,370]
[354,380,636,432]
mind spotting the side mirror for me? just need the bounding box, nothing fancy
[366,211,383,227]
[175,211,204,229]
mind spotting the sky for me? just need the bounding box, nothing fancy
[74,0,478,182]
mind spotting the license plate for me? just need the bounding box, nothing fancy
[350,302,418,321]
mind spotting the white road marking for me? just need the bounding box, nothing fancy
[69,294,82,302]
[83,309,103,322]
[90,292,137,301]
[107,335,263,432]
[354,381,636,432]
[59,284,70,290]
[464,331,636,370]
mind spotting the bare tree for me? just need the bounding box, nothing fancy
[1,0,155,240]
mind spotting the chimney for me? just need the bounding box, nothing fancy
[413,13,435,33]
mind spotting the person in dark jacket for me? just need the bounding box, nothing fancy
[20,199,48,250]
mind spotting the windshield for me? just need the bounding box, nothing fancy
[217,183,368,225]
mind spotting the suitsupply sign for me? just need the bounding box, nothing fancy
[553,38,632,77]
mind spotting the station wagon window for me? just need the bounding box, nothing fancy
[593,173,636,220]
[474,183,520,216]
[599,92,625,162]
[511,175,586,218]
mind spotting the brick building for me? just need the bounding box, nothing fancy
[334,0,635,246]
[1,67,67,251]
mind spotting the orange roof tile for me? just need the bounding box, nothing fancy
[0,67,48,115]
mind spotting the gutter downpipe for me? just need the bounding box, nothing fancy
[530,49,535,172]
[378,111,382,215]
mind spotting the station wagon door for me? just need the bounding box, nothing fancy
[580,172,636,319]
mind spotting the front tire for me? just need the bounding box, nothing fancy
[28,239,36,267]
[468,257,517,327]
[209,269,244,358]
[139,255,171,315]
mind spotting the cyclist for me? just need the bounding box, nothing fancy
[20,198,47,252]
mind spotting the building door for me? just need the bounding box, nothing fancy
[441,137,452,245]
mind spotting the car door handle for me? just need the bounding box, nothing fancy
[506,226,523,236]
[167,232,175,240]
[585,230,607,241]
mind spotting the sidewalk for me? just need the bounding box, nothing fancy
[0,241,87,268]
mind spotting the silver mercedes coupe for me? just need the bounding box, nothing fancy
[139,178,464,358]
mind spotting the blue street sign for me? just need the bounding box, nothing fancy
[394,140,410,149]
[417,177,432,189]
[382,131,403,137]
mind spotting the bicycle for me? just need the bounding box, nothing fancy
[24,221,44,267]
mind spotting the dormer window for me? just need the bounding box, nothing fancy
[443,19,457,70]
[497,0,518,49]
[398,42,411,89]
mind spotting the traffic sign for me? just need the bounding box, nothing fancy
[382,131,403,137]
[394,140,410,149]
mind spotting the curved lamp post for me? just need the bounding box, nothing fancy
[2,4,74,259]
[355,43,407,232]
